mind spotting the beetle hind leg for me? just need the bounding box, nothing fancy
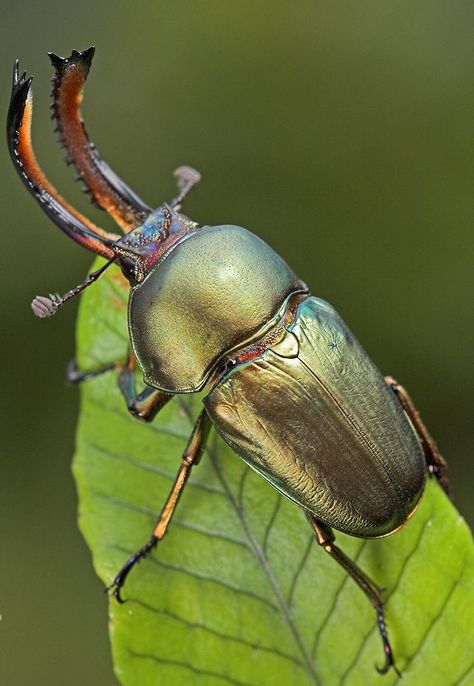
[385,376,449,494]
[307,516,401,677]
[106,409,211,602]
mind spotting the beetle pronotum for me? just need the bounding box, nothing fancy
[7,47,449,677]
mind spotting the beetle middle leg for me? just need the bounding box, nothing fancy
[307,516,401,677]
[68,351,172,423]
[385,376,449,494]
[107,408,212,602]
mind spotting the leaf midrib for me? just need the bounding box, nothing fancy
[202,424,320,686]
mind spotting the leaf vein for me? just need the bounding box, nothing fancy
[129,598,305,668]
[262,494,282,554]
[238,466,251,507]
[203,429,320,685]
[113,544,280,612]
[392,555,466,684]
[90,311,127,340]
[287,534,314,607]
[86,438,226,494]
[456,663,474,686]
[87,401,192,442]
[93,489,250,548]
[127,649,257,686]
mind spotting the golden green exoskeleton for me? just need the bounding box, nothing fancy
[129,220,425,538]
[8,47,448,678]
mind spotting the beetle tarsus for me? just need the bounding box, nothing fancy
[66,358,117,384]
[106,536,158,603]
[106,411,210,602]
[374,608,401,677]
[375,654,402,679]
[307,516,402,678]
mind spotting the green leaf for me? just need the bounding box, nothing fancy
[74,260,474,686]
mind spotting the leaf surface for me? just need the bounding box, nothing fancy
[74,260,474,686]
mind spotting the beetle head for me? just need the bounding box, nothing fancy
[113,204,198,285]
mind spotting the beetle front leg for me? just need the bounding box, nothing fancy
[106,409,212,602]
[385,376,449,494]
[116,352,173,422]
[67,351,172,423]
[307,515,401,677]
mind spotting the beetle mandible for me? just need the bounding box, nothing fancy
[7,47,449,677]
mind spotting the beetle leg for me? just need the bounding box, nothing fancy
[7,61,119,258]
[67,358,117,383]
[106,409,212,602]
[67,351,172,423]
[116,352,173,422]
[49,48,151,231]
[385,376,449,494]
[307,515,401,678]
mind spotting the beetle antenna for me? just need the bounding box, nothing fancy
[31,257,115,318]
[170,166,201,209]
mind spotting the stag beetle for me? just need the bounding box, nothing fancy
[7,47,448,677]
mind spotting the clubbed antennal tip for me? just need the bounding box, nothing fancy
[30,257,115,319]
[173,165,202,187]
[31,294,59,318]
[171,166,202,208]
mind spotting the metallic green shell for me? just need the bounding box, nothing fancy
[128,225,306,393]
[204,296,426,538]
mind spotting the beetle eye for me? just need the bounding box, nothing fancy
[118,255,137,284]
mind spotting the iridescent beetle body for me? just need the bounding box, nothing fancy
[127,218,426,538]
[7,47,448,677]
[206,296,426,538]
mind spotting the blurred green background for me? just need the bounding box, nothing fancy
[1,2,472,685]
